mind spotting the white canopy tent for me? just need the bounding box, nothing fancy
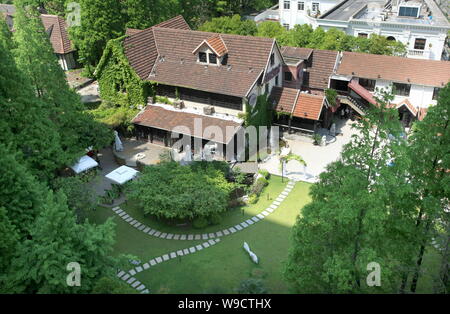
[70,155,99,174]
[105,165,139,185]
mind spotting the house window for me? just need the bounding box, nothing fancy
[359,78,376,92]
[312,2,319,12]
[358,33,368,38]
[414,38,426,50]
[393,83,411,97]
[432,87,441,100]
[208,53,217,64]
[199,52,207,63]
[275,75,279,86]
[284,71,293,81]
[283,0,290,10]
[270,53,275,66]
[283,23,290,30]
[298,1,304,10]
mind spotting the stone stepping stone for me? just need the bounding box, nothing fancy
[195,234,201,240]
[162,254,169,261]
[149,259,157,266]
[117,271,125,278]
[257,213,265,219]
[131,281,140,288]
[173,234,180,240]
[154,231,161,237]
[112,207,120,212]
[189,247,196,253]
[235,225,242,231]
[203,242,210,248]
[122,214,130,219]
[229,227,237,233]
[208,233,215,238]
[216,231,223,237]
[122,274,130,281]
[183,248,190,255]
[273,201,281,206]
[187,234,194,240]
[135,266,143,273]
[269,204,277,210]
[251,216,260,222]
[137,284,146,291]
[170,252,177,259]
[176,250,184,256]
[129,269,136,276]
[143,227,150,233]
[278,195,286,199]
[267,207,274,213]
[246,219,254,225]
[281,191,289,196]
[160,233,167,239]
[125,217,133,222]
[180,235,187,240]
[141,289,149,294]
[148,229,156,235]
[202,234,209,240]
[138,225,145,231]
[127,277,136,284]
[116,209,123,214]
[262,210,270,216]
[166,234,174,240]
[196,244,203,250]
[155,257,163,263]
[215,238,220,243]
[118,211,126,217]
[222,229,230,235]
[240,222,249,228]
[143,263,150,270]
[208,239,216,245]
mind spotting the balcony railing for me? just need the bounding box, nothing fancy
[408,49,431,59]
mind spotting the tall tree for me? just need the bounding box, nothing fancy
[406,83,450,293]
[69,0,125,71]
[285,90,416,292]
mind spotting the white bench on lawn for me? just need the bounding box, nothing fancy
[105,165,140,185]
[70,155,99,174]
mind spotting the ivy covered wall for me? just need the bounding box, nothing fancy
[96,36,149,108]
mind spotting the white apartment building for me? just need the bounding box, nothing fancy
[252,0,450,61]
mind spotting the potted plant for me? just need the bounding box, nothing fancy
[312,133,322,146]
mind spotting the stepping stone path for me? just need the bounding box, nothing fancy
[110,181,296,243]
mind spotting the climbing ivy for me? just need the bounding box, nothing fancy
[96,36,150,108]
[245,94,272,128]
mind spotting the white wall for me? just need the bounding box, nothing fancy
[280,0,340,29]
[373,79,437,108]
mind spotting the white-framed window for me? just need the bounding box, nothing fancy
[414,38,426,50]
[312,2,319,12]
[298,1,304,10]
[283,23,290,30]
[198,52,207,63]
[208,53,217,64]
[283,0,290,10]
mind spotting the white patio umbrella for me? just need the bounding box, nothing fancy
[114,130,123,152]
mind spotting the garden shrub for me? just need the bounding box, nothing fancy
[192,216,209,229]
[154,95,172,105]
[209,213,222,225]
[258,169,270,180]
[251,176,268,195]
[248,194,259,204]
[236,278,268,294]
[127,161,235,221]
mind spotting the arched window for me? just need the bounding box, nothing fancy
[387,36,396,41]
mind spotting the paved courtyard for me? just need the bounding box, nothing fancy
[259,118,359,182]
[115,139,170,167]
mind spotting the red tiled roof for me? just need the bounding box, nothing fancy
[153,15,190,30]
[281,46,313,61]
[205,34,228,57]
[292,93,324,120]
[395,98,418,116]
[348,78,377,105]
[132,105,242,144]
[40,14,74,54]
[304,50,338,90]
[269,87,299,113]
[418,107,428,121]
[125,28,142,36]
[123,25,274,98]
[337,51,450,87]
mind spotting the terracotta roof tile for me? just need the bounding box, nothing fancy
[269,87,299,113]
[281,46,313,61]
[132,105,242,144]
[205,34,228,57]
[40,14,73,54]
[394,98,418,116]
[337,51,450,87]
[292,93,324,120]
[304,50,338,90]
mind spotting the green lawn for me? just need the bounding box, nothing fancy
[88,176,311,293]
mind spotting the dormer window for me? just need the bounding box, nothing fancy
[209,53,217,64]
[270,53,275,66]
[199,52,207,63]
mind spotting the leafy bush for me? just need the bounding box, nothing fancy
[209,213,222,225]
[192,216,208,229]
[154,95,172,105]
[127,161,235,220]
[236,278,268,294]
[258,169,270,180]
[251,177,268,195]
[91,277,137,294]
[248,194,259,204]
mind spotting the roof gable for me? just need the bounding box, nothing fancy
[40,14,74,54]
